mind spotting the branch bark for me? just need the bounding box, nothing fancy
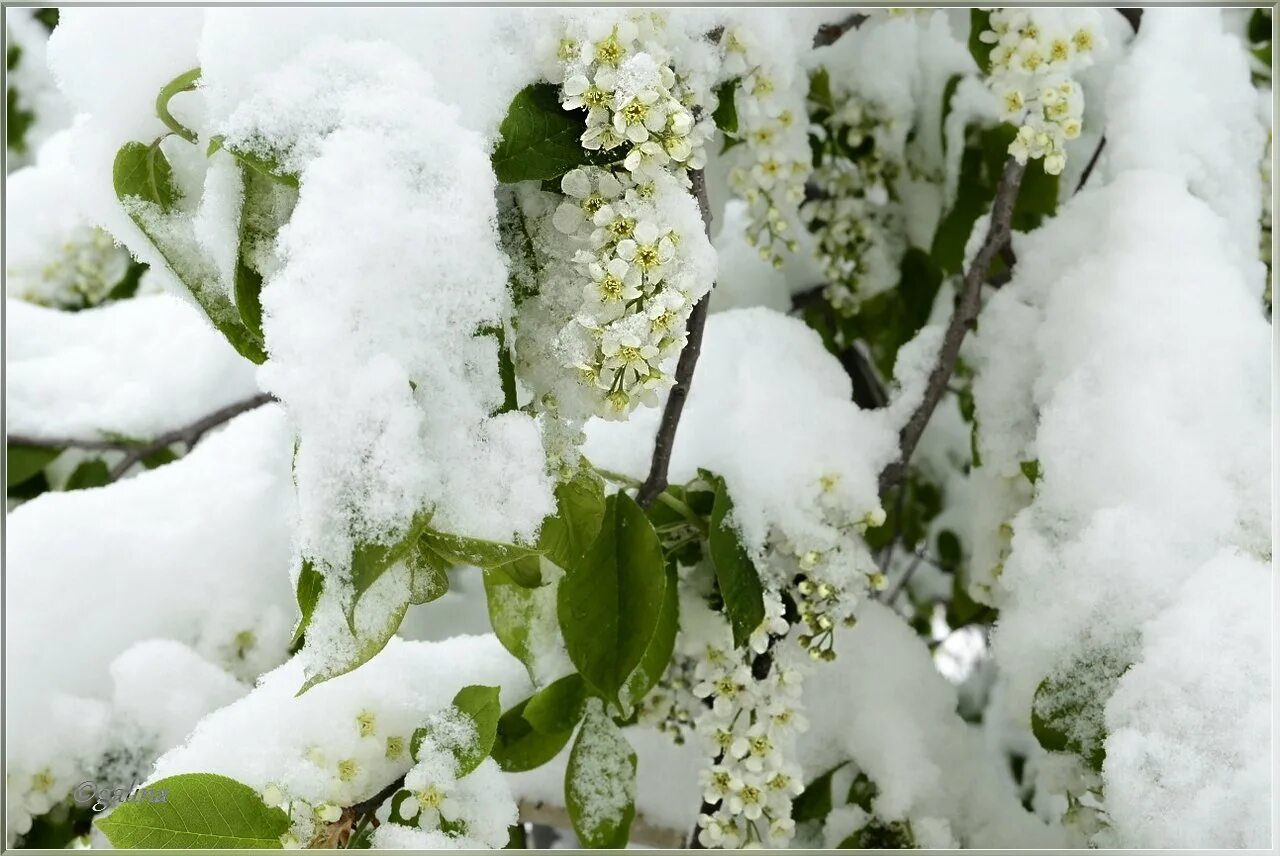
[636,168,714,509]
[813,12,869,48]
[879,157,1026,494]
[8,392,276,482]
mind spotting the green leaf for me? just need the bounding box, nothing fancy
[492,697,576,772]
[968,9,995,74]
[350,510,435,619]
[407,541,450,605]
[234,164,296,340]
[557,491,667,710]
[290,561,324,648]
[6,86,35,155]
[1031,647,1133,773]
[65,460,110,491]
[839,819,915,849]
[155,67,201,145]
[420,527,539,572]
[208,136,300,187]
[623,559,678,704]
[483,565,558,677]
[807,68,835,114]
[1019,459,1042,485]
[523,673,588,734]
[565,700,637,849]
[707,476,765,649]
[936,529,962,570]
[499,555,543,587]
[94,773,289,848]
[712,78,739,135]
[1249,8,1271,44]
[114,141,180,212]
[298,588,409,695]
[939,73,963,152]
[442,684,502,775]
[792,766,839,823]
[491,83,614,184]
[7,445,60,487]
[114,141,268,365]
[539,468,607,574]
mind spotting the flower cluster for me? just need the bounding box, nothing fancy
[5,760,81,845]
[375,755,512,848]
[262,705,512,849]
[801,85,907,314]
[553,16,713,178]
[720,27,812,267]
[9,225,131,309]
[979,9,1103,175]
[690,594,810,849]
[550,166,709,419]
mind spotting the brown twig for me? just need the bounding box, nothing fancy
[636,169,714,509]
[879,157,1026,494]
[813,12,870,48]
[8,393,276,482]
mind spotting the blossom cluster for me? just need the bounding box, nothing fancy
[801,86,907,315]
[260,705,511,849]
[690,593,810,848]
[9,225,131,309]
[979,9,1103,175]
[552,16,713,178]
[718,27,813,268]
[549,166,709,419]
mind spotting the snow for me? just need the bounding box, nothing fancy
[5,406,296,836]
[1103,552,1271,848]
[966,8,1271,847]
[585,307,899,558]
[800,602,1063,848]
[151,635,529,809]
[7,294,260,440]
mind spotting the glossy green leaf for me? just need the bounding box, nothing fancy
[7,445,60,487]
[64,460,110,491]
[114,141,180,212]
[420,527,538,572]
[523,673,587,735]
[557,491,666,709]
[624,559,678,705]
[350,510,434,619]
[707,476,765,649]
[95,773,289,848]
[712,78,739,135]
[565,700,636,849]
[539,468,606,574]
[492,83,614,183]
[290,561,324,648]
[416,684,501,776]
[407,541,450,605]
[968,9,994,74]
[155,67,201,144]
[483,565,558,677]
[491,697,576,772]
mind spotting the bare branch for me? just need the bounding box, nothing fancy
[636,169,714,509]
[813,12,869,48]
[879,157,1026,493]
[8,393,276,483]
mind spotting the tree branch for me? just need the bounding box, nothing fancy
[636,169,714,509]
[879,157,1026,494]
[813,12,869,48]
[8,393,276,482]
